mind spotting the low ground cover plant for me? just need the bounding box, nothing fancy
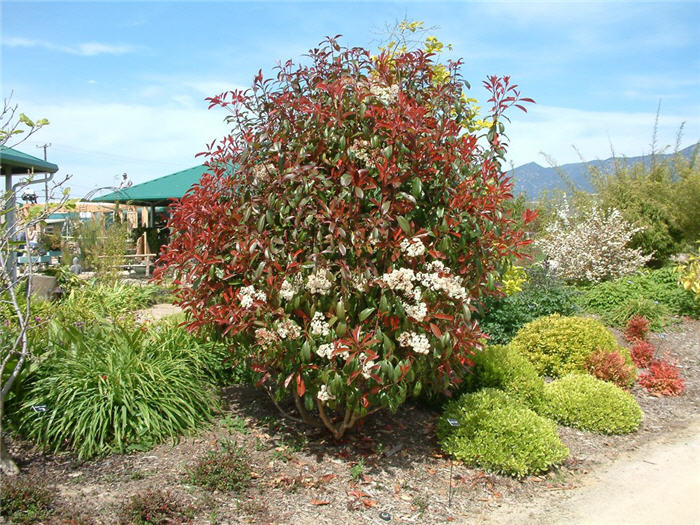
[630,339,655,368]
[17,321,218,459]
[437,389,569,477]
[576,267,700,325]
[542,374,643,434]
[624,315,650,343]
[187,440,252,492]
[508,314,625,377]
[119,489,195,525]
[461,345,545,411]
[0,475,55,524]
[638,359,686,396]
[584,348,637,388]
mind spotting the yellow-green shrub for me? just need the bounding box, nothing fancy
[437,389,569,477]
[542,374,643,434]
[509,314,622,377]
[462,345,545,411]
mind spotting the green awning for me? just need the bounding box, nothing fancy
[0,145,59,174]
[92,165,211,206]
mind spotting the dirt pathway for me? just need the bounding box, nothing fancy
[483,417,700,525]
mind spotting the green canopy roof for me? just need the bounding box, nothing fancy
[0,145,59,175]
[92,165,211,206]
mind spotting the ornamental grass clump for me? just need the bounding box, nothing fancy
[18,322,218,459]
[156,37,536,438]
[630,339,655,369]
[508,314,621,377]
[461,345,545,411]
[624,315,650,343]
[436,389,568,477]
[542,374,643,434]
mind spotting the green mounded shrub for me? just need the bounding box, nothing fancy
[18,321,218,459]
[509,314,621,377]
[462,345,545,411]
[576,267,700,324]
[542,374,643,434]
[436,389,569,477]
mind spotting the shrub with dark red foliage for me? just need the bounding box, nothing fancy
[639,359,685,396]
[624,315,650,343]
[584,348,636,388]
[630,339,655,369]
[156,37,535,438]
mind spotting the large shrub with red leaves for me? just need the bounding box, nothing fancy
[156,38,535,438]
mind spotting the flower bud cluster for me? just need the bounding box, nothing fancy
[400,237,426,257]
[398,331,431,355]
[306,269,333,295]
[239,285,267,308]
[310,311,331,337]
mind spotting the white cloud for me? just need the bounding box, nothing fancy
[14,99,231,198]
[3,37,138,56]
[505,105,700,168]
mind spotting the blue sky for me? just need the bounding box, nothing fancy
[2,0,699,198]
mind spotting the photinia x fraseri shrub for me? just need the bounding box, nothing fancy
[156,37,536,438]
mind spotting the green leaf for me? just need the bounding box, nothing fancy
[397,216,411,235]
[340,173,352,187]
[19,113,35,127]
[358,307,375,322]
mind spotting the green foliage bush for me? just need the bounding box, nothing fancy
[18,321,218,459]
[588,145,700,266]
[478,269,580,345]
[461,345,545,410]
[542,374,643,434]
[606,296,670,331]
[0,476,55,524]
[576,267,700,323]
[437,389,569,477]
[508,314,621,377]
[187,439,251,492]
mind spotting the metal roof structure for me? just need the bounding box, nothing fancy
[0,145,59,175]
[92,165,210,206]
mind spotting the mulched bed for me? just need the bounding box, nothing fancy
[3,319,698,524]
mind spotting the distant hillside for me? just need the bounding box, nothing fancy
[509,143,698,199]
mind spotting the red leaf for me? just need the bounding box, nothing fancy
[430,323,442,339]
[296,375,306,397]
[310,499,330,506]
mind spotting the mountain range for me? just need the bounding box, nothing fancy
[508,143,698,199]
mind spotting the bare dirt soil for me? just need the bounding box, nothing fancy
[3,319,699,525]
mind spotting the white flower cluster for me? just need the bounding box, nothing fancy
[306,269,333,295]
[535,205,652,283]
[276,318,301,339]
[350,271,368,292]
[402,300,427,322]
[255,327,279,348]
[400,237,426,257]
[359,353,376,379]
[317,384,335,402]
[250,162,275,185]
[317,342,350,360]
[369,81,400,104]
[348,140,371,164]
[398,331,431,355]
[416,269,468,302]
[280,280,296,301]
[239,285,266,308]
[381,267,417,295]
[310,311,331,337]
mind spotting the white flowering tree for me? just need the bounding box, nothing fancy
[535,203,652,283]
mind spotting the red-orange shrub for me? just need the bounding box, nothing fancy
[638,359,685,396]
[156,37,535,438]
[584,348,636,388]
[630,339,655,368]
[624,315,650,343]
